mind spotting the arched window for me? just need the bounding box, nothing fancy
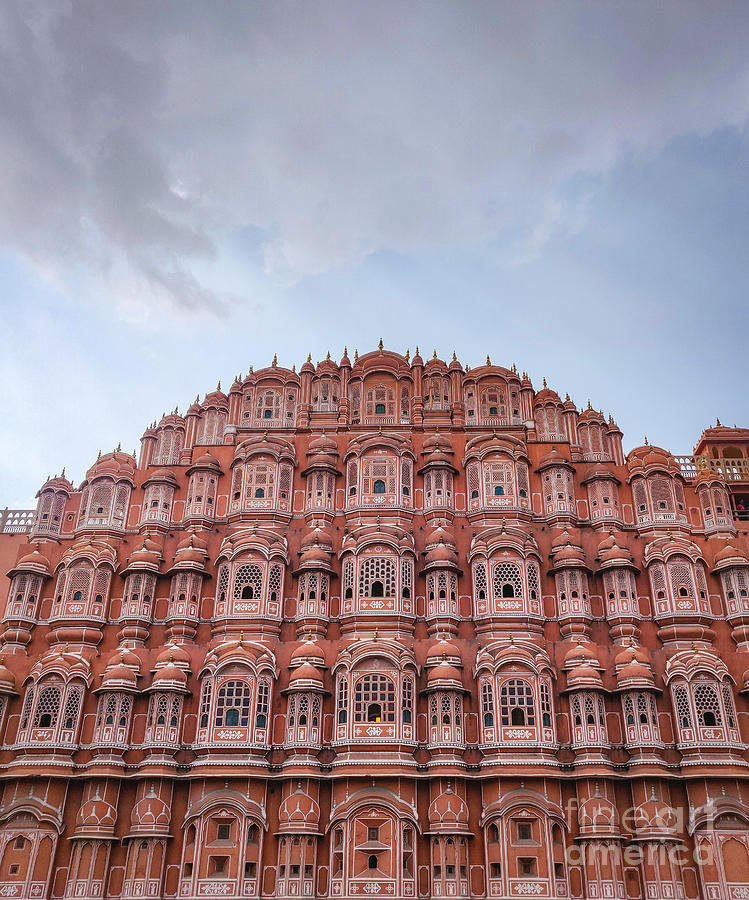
[371,580,384,597]
[354,675,396,723]
[215,681,253,728]
[373,479,386,494]
[499,679,535,727]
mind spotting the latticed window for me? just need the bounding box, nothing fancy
[474,562,488,600]
[354,675,396,723]
[93,692,132,744]
[256,678,270,728]
[33,685,61,729]
[255,388,282,424]
[233,564,263,603]
[499,679,535,727]
[672,683,693,730]
[480,385,508,423]
[694,683,722,727]
[312,376,340,412]
[650,477,675,514]
[484,461,515,502]
[622,691,661,746]
[358,557,397,598]
[669,558,695,599]
[244,463,275,502]
[424,375,450,410]
[603,569,638,617]
[492,562,523,601]
[402,677,413,723]
[198,409,227,443]
[337,677,348,724]
[361,455,397,497]
[481,680,495,728]
[536,406,565,441]
[722,567,749,614]
[5,573,42,619]
[365,384,396,420]
[215,680,253,727]
[424,468,454,509]
[569,691,608,747]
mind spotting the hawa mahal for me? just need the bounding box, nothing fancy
[1,344,749,900]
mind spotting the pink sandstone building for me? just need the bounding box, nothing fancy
[0,344,749,900]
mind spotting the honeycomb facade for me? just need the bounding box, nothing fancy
[1,345,749,900]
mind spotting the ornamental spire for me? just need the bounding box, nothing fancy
[378,337,384,351]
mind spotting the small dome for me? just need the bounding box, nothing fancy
[617,660,655,688]
[537,448,573,472]
[288,663,324,687]
[102,663,138,688]
[37,474,73,495]
[564,641,599,668]
[566,663,602,689]
[427,661,463,687]
[152,664,188,687]
[188,451,223,474]
[534,385,562,405]
[426,637,462,668]
[12,544,51,576]
[156,643,192,667]
[0,660,16,693]
[597,532,635,568]
[290,640,326,668]
[308,432,338,454]
[613,644,649,669]
[143,468,179,487]
[85,450,137,483]
[713,542,749,569]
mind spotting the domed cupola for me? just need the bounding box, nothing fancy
[422,522,461,636]
[424,637,466,757]
[301,432,340,517]
[534,380,567,442]
[562,641,610,758]
[537,449,577,522]
[77,449,136,532]
[284,639,326,754]
[419,431,458,517]
[595,530,641,645]
[577,404,611,462]
[549,529,592,639]
[293,525,334,639]
[31,473,74,537]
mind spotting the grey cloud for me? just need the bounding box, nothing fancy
[1,0,749,307]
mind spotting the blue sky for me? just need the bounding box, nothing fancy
[1,2,748,507]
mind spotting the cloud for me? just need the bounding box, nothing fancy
[1,1,749,308]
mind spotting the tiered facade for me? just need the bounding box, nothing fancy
[1,345,749,900]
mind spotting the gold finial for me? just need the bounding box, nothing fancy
[452,351,457,362]
[644,435,649,445]
[716,418,722,427]
[326,350,331,361]
[61,467,65,478]
[263,431,267,439]
[307,353,312,363]
[217,380,221,391]
[169,646,175,661]
[292,364,296,373]
[354,349,359,361]
[433,349,438,360]
[344,346,348,355]
[249,365,253,373]
[512,363,517,373]
[565,392,570,402]
[378,338,384,351]
[373,628,379,641]
[486,355,491,366]
[378,426,383,434]
[116,442,121,452]
[416,345,420,356]
[543,378,547,388]
[272,354,277,367]
[239,631,244,645]
[405,348,410,362]
[97,449,101,459]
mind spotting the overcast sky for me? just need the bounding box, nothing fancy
[1,1,749,507]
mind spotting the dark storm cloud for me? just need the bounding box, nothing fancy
[1,1,749,307]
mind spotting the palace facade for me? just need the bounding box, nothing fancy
[1,345,749,900]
